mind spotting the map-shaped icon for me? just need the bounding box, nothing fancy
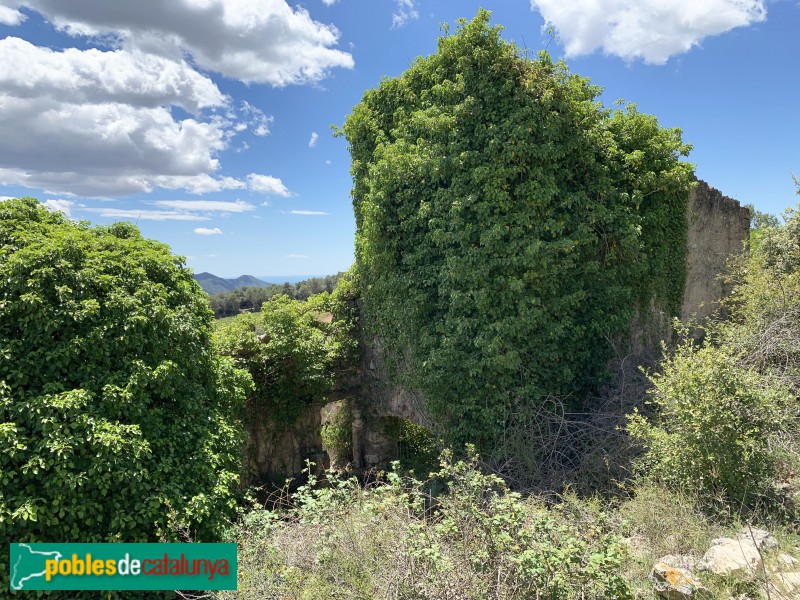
[10,544,62,590]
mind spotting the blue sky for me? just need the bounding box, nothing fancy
[0,0,797,278]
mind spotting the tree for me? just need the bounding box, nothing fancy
[213,282,357,427]
[0,198,251,547]
[341,11,694,446]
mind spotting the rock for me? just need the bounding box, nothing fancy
[651,562,713,599]
[697,536,763,577]
[770,571,800,598]
[656,554,698,572]
[779,553,799,567]
[736,527,778,551]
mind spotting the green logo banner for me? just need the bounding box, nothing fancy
[9,543,237,591]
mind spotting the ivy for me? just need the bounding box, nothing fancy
[341,11,694,447]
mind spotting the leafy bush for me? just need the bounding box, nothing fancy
[628,340,796,515]
[0,198,250,547]
[213,283,357,426]
[219,451,632,599]
[341,10,693,446]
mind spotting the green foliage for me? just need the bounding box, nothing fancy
[213,277,358,425]
[342,10,693,446]
[380,416,441,476]
[628,339,796,515]
[220,452,632,599]
[0,198,250,548]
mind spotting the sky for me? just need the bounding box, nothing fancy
[0,0,797,278]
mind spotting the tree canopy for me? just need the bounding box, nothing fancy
[342,10,694,445]
[0,198,250,546]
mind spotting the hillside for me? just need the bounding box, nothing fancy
[193,272,273,295]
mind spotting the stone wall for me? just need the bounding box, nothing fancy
[243,179,752,479]
[349,179,751,470]
[682,179,751,322]
[241,402,326,487]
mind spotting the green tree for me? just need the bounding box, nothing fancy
[341,11,693,446]
[213,275,357,427]
[0,198,250,548]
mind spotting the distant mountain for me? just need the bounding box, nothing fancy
[193,272,274,295]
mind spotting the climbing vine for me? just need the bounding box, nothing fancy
[341,11,693,447]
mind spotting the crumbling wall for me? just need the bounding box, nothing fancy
[682,179,751,322]
[350,180,751,470]
[242,403,326,487]
[243,180,752,477]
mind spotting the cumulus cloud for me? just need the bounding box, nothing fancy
[0,37,225,112]
[321,0,337,6]
[0,2,353,198]
[530,0,767,64]
[240,101,273,136]
[0,5,26,25]
[392,0,419,29]
[287,209,328,215]
[194,227,223,235]
[7,0,354,86]
[247,173,292,196]
[308,132,319,148]
[43,198,73,216]
[0,38,247,197]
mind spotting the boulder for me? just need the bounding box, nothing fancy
[697,537,763,577]
[656,554,698,572]
[651,562,712,599]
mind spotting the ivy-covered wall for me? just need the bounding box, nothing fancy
[342,11,694,448]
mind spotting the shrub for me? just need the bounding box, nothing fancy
[627,339,796,515]
[0,198,250,549]
[220,451,632,599]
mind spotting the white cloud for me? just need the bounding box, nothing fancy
[83,207,211,221]
[285,253,308,258]
[392,0,419,29]
[0,38,247,197]
[43,198,73,217]
[321,0,337,6]
[0,5,26,25]
[247,173,292,196]
[0,196,15,202]
[194,227,223,235]
[0,37,225,112]
[530,0,767,64]
[308,131,319,148]
[240,101,273,136]
[8,0,354,86]
[287,209,328,215]
[152,199,255,212]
